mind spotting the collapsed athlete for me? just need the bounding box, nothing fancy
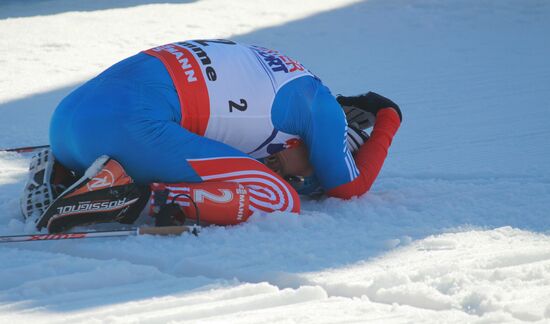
[21,39,402,233]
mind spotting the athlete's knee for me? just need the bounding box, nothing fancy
[150,180,300,226]
[150,182,251,225]
[187,156,301,214]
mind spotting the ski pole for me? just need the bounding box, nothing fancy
[0,144,50,153]
[0,225,198,243]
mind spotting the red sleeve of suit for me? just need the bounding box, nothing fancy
[327,108,401,199]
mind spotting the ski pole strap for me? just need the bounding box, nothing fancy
[0,226,193,243]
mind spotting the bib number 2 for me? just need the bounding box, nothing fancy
[229,99,248,112]
[194,189,234,203]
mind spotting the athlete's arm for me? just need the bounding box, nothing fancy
[271,77,400,198]
[327,108,400,199]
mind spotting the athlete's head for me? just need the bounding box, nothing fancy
[264,144,313,178]
[264,145,323,196]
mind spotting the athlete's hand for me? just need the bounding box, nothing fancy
[337,92,402,129]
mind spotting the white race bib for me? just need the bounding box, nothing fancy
[144,39,313,158]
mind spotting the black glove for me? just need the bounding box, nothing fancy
[151,188,187,227]
[337,92,402,130]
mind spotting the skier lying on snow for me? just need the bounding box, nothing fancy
[20,39,402,233]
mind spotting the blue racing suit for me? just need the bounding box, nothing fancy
[50,40,354,190]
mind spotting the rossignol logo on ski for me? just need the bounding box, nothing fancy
[56,198,138,216]
[87,169,115,191]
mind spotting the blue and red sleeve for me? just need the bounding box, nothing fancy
[327,109,401,199]
[272,76,400,198]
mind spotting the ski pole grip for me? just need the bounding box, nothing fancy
[138,226,190,236]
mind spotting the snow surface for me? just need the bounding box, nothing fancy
[1,0,550,323]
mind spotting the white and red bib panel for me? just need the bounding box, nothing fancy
[143,39,313,158]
